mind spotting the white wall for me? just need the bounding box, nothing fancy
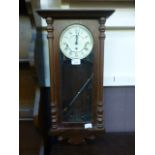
[104,29,135,86]
[104,7,135,86]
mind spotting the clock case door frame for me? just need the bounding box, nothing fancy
[53,20,99,128]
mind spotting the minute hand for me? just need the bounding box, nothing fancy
[75,33,79,45]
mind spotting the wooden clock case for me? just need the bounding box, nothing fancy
[37,9,114,144]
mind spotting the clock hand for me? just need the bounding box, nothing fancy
[75,32,79,45]
[75,35,78,45]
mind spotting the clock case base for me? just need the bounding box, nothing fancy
[50,128,105,145]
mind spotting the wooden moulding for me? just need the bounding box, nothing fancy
[37,9,114,19]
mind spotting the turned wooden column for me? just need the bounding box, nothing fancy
[97,17,106,129]
[46,17,57,129]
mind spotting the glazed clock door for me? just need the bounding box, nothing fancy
[60,23,94,123]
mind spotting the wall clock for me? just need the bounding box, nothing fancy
[37,9,114,144]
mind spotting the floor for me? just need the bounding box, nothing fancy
[50,133,135,155]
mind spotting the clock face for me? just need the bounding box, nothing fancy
[59,24,94,60]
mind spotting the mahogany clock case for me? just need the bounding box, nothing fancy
[37,9,114,142]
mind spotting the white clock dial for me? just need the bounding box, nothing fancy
[59,24,94,59]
